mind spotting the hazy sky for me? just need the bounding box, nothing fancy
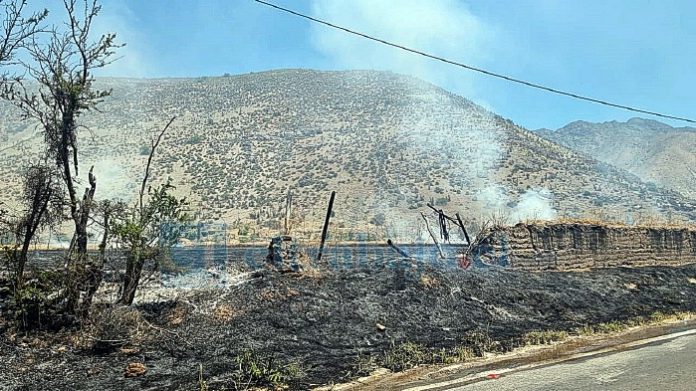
[37,0,695,130]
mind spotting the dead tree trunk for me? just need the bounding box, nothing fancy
[75,167,96,256]
[118,246,144,305]
[81,206,111,314]
[66,167,97,314]
[455,213,471,245]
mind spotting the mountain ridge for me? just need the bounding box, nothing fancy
[1,69,694,240]
[534,117,696,200]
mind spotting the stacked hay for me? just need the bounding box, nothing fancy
[470,222,696,271]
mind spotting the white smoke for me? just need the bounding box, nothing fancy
[511,188,557,222]
[475,186,557,223]
[477,185,508,211]
[308,1,507,236]
[309,0,495,101]
[84,156,141,202]
[91,2,154,78]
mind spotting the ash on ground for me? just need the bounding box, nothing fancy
[2,262,696,390]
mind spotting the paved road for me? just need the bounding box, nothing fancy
[450,333,696,391]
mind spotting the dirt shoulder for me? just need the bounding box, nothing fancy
[2,263,696,390]
[339,316,696,390]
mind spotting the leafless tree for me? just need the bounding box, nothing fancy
[12,0,119,254]
[1,0,121,315]
[0,0,47,83]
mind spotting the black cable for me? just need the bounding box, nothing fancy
[254,0,696,125]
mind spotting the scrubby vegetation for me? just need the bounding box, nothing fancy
[2,70,695,239]
[1,2,695,391]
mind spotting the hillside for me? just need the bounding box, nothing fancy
[535,118,696,200]
[1,70,695,240]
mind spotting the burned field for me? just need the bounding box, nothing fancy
[2,261,696,390]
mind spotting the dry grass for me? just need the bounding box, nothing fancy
[522,330,569,345]
[89,306,150,352]
[419,274,440,289]
[526,217,696,231]
[213,304,241,322]
[576,310,696,336]
[166,303,189,326]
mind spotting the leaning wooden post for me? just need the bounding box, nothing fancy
[387,239,411,259]
[420,212,445,259]
[317,191,336,262]
[284,188,293,235]
[455,212,471,245]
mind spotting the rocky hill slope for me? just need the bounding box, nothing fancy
[535,118,696,200]
[1,70,694,238]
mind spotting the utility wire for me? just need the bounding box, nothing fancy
[254,0,696,125]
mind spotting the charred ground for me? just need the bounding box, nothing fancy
[2,262,696,390]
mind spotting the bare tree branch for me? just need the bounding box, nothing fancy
[140,116,176,213]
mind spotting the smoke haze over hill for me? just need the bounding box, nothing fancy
[1,70,694,241]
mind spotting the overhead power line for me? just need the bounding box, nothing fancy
[254,0,695,125]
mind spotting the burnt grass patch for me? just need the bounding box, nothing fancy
[2,263,696,390]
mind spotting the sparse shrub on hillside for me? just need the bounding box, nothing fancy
[370,212,386,227]
[185,134,205,145]
[434,197,448,206]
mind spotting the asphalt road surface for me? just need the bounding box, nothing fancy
[450,332,696,391]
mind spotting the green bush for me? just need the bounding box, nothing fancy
[9,269,68,330]
[227,350,303,390]
[460,329,498,356]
